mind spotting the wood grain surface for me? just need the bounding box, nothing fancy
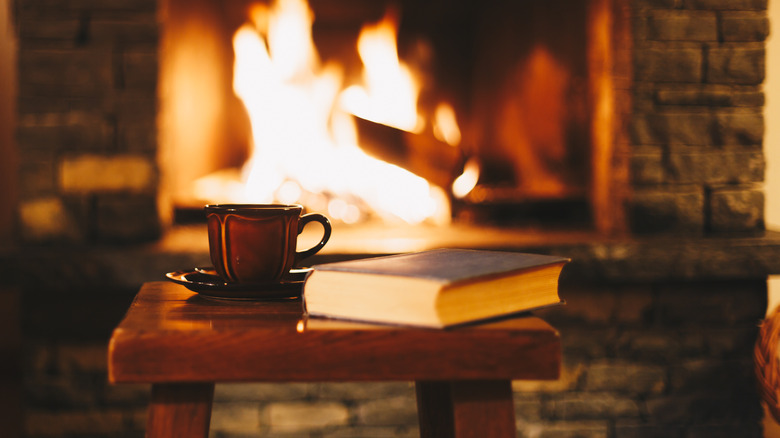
[146,383,214,438]
[416,380,517,438]
[108,282,560,383]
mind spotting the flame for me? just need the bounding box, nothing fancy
[220,0,449,225]
[339,10,423,133]
[452,158,480,199]
[433,103,462,147]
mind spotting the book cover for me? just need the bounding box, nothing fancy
[309,248,570,284]
[303,248,570,328]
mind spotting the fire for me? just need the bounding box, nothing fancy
[340,9,422,133]
[433,103,462,147]
[452,158,480,199]
[197,0,453,225]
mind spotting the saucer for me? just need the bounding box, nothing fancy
[165,267,310,300]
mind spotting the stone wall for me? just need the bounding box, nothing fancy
[21,279,767,437]
[629,0,768,234]
[14,0,160,244]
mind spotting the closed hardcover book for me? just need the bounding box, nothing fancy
[303,248,569,328]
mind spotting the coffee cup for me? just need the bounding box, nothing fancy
[205,204,332,283]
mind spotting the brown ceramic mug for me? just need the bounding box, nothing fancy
[205,204,332,283]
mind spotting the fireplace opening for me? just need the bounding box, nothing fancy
[159,0,630,233]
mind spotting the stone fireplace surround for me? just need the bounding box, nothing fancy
[9,0,772,242]
[6,0,780,437]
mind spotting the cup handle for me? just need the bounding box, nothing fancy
[295,213,332,264]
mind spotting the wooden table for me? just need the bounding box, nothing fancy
[108,282,561,437]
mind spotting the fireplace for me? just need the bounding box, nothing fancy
[12,0,766,244]
[158,0,631,233]
[6,0,780,437]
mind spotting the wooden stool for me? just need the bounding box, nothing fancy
[108,282,561,437]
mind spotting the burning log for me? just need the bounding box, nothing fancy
[353,115,466,191]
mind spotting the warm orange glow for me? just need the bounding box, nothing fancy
[588,0,617,234]
[498,45,571,197]
[194,0,450,225]
[159,4,235,210]
[452,158,480,199]
[339,10,423,133]
[433,103,462,147]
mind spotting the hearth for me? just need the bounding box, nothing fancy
[159,0,630,233]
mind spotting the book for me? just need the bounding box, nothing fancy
[302,248,569,328]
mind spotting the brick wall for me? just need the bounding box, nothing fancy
[629,0,768,234]
[14,0,160,244]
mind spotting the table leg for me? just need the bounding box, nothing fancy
[416,380,516,438]
[146,382,214,438]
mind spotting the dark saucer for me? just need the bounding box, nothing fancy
[165,267,310,300]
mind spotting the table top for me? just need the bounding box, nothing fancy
[108,282,561,383]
